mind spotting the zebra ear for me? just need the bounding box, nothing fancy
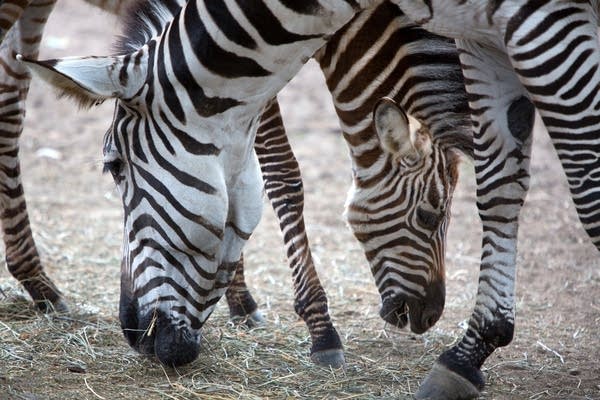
[373,97,423,161]
[17,52,146,109]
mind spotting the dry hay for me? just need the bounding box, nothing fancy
[0,284,450,400]
[1,276,598,400]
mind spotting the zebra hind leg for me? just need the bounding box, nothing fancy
[0,0,65,312]
[253,99,345,368]
[416,40,534,399]
[224,257,265,327]
[0,1,33,43]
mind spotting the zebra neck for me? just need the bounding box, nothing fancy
[137,0,382,120]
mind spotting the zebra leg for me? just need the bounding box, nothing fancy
[0,0,65,312]
[416,41,534,400]
[224,257,265,327]
[0,1,33,42]
[503,2,600,251]
[252,98,345,368]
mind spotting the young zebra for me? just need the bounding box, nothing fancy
[20,0,386,367]
[230,1,473,367]
[387,1,600,399]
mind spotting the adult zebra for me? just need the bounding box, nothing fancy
[1,0,473,369]
[18,0,388,367]
[384,1,600,399]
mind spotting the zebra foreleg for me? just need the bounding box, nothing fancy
[504,2,600,251]
[416,40,534,399]
[253,99,345,368]
[0,0,65,312]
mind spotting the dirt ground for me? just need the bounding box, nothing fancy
[0,1,599,399]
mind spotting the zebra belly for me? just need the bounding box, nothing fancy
[392,0,505,47]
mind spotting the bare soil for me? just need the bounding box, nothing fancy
[0,1,599,399]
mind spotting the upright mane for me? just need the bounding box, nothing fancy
[114,0,183,54]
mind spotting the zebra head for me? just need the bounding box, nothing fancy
[345,97,465,334]
[19,42,265,366]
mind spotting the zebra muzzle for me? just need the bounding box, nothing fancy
[120,289,201,366]
[379,279,445,334]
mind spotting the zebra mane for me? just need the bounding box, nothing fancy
[114,0,183,54]
[429,94,474,160]
[436,126,474,160]
[408,50,474,159]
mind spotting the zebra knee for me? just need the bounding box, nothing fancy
[507,96,534,143]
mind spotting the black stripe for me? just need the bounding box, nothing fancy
[504,0,551,45]
[226,221,251,240]
[524,50,594,97]
[486,0,506,24]
[131,213,215,262]
[235,0,322,45]
[156,33,186,123]
[515,6,585,47]
[168,16,244,116]
[279,0,323,15]
[158,109,221,156]
[143,128,218,195]
[511,20,588,62]
[184,0,271,78]
[203,0,257,49]
[131,166,224,239]
[513,35,592,78]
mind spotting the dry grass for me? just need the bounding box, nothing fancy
[0,285,455,400]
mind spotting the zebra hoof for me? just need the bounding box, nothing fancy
[246,310,265,327]
[230,310,265,328]
[310,349,346,369]
[36,298,69,314]
[50,298,69,313]
[415,363,481,400]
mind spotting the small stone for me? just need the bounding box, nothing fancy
[67,363,86,373]
[35,147,62,160]
[568,368,581,376]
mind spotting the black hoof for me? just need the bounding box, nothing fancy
[230,310,265,328]
[310,348,346,368]
[415,362,481,400]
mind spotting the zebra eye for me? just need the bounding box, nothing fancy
[102,159,123,177]
[416,207,442,231]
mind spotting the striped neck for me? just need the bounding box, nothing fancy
[119,0,383,121]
